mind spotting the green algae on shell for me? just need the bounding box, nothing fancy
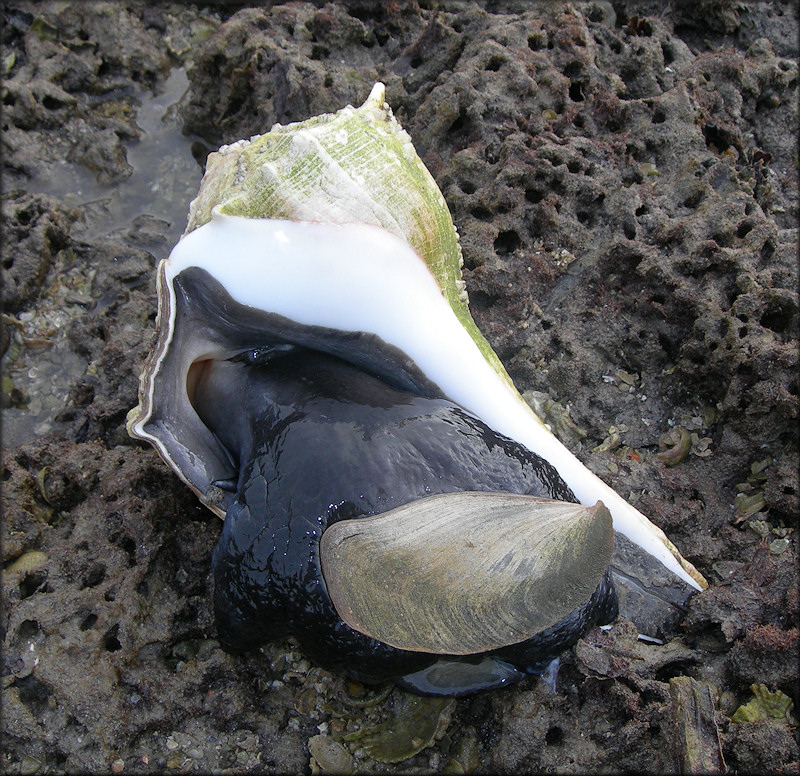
[184,82,502,390]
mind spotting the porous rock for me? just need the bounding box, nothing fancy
[2,1,797,773]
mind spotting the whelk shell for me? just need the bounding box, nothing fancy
[127,82,706,694]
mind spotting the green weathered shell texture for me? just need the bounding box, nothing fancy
[184,83,516,393]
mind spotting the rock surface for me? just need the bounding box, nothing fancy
[2,1,797,773]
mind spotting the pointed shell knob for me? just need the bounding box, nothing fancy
[320,492,614,655]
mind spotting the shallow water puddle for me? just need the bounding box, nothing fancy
[24,66,202,247]
[3,67,202,447]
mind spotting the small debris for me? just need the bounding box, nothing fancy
[345,692,455,764]
[768,537,789,555]
[731,684,797,724]
[592,427,621,453]
[5,551,49,574]
[523,390,587,445]
[295,685,318,715]
[637,633,664,645]
[669,677,726,773]
[734,491,766,523]
[657,428,692,466]
[308,734,355,774]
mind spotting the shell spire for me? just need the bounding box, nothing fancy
[183,82,517,395]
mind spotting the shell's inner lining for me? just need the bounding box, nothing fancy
[186,358,213,411]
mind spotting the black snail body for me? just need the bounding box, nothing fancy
[194,348,618,695]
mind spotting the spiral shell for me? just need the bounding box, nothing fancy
[127,83,705,686]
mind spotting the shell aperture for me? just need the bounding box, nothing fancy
[127,83,706,694]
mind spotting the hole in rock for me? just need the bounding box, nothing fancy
[528,33,546,51]
[485,55,504,71]
[702,124,736,153]
[542,150,565,167]
[545,726,564,745]
[448,111,467,135]
[110,532,137,567]
[683,190,704,209]
[569,81,585,102]
[484,143,501,164]
[657,331,678,359]
[81,564,106,589]
[103,624,122,652]
[15,675,50,718]
[494,230,521,255]
[711,231,732,248]
[80,613,98,631]
[20,571,47,599]
[17,619,43,643]
[525,187,545,203]
[41,95,65,111]
[221,92,245,121]
[760,303,792,334]
[655,660,698,683]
